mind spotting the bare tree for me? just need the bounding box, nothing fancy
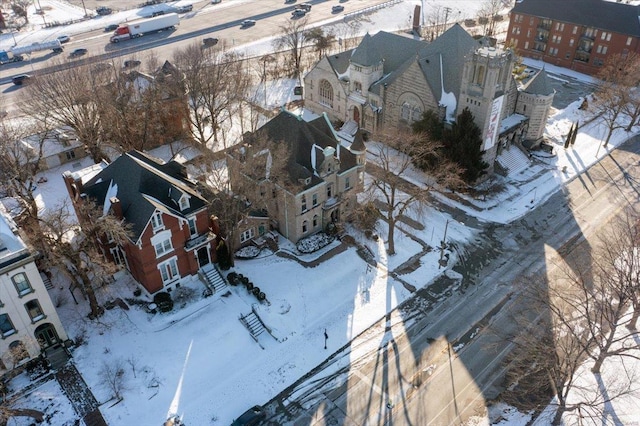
[587,208,640,371]
[36,200,132,319]
[476,0,511,36]
[221,132,292,263]
[173,42,250,150]
[0,116,57,250]
[365,130,463,255]
[590,54,640,147]
[99,358,128,401]
[22,60,109,163]
[274,17,310,79]
[501,274,637,424]
[306,27,336,60]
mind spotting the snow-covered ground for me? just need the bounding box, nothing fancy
[2,1,640,425]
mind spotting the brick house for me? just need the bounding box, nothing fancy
[506,0,640,76]
[227,110,366,244]
[304,25,555,174]
[0,209,69,373]
[63,150,220,295]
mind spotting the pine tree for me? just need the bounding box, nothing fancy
[443,108,488,183]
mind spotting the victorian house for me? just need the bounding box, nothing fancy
[304,25,555,174]
[63,150,220,295]
[0,209,69,373]
[227,110,366,244]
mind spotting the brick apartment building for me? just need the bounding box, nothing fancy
[506,0,640,76]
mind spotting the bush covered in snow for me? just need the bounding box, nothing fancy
[296,233,335,253]
[235,245,262,259]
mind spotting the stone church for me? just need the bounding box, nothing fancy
[304,24,555,174]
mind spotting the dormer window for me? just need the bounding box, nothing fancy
[151,211,164,231]
[178,195,189,211]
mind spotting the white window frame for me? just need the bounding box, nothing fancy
[188,217,197,236]
[151,211,164,231]
[154,238,173,258]
[158,257,179,284]
[240,228,255,243]
[178,194,190,211]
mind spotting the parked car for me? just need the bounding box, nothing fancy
[124,59,142,68]
[12,74,31,86]
[230,405,266,426]
[240,19,256,28]
[202,37,219,48]
[96,6,112,15]
[332,5,344,12]
[285,0,296,3]
[212,0,222,3]
[105,24,119,32]
[175,4,193,13]
[57,35,71,44]
[291,9,306,17]
[69,48,88,58]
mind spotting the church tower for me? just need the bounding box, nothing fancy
[459,42,516,172]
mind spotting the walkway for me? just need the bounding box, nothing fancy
[56,364,108,426]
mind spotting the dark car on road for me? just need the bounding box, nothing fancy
[69,48,88,58]
[124,59,142,68]
[297,2,312,11]
[57,35,71,43]
[240,19,256,28]
[105,24,119,32]
[291,9,306,17]
[96,6,112,15]
[332,5,344,12]
[230,405,266,426]
[12,74,31,86]
[202,37,219,48]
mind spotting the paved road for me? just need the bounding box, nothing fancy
[260,135,640,425]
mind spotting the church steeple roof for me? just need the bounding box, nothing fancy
[350,129,366,152]
[350,33,383,67]
[522,68,555,96]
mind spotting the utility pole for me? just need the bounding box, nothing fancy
[439,219,449,268]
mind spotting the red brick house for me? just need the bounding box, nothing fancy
[506,0,640,75]
[63,151,220,295]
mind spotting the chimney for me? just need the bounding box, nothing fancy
[62,170,84,203]
[110,197,123,220]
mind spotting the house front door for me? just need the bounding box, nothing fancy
[197,247,210,268]
[35,323,60,349]
[353,106,360,124]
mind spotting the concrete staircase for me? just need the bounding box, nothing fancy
[45,345,69,370]
[497,145,530,175]
[40,272,54,290]
[200,264,227,294]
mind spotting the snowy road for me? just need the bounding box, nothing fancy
[262,133,640,425]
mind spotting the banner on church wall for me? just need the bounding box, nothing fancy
[483,95,504,151]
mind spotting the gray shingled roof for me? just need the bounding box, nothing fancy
[415,24,480,109]
[328,31,423,84]
[83,151,207,241]
[250,111,358,186]
[512,0,640,37]
[522,68,555,96]
[350,33,383,67]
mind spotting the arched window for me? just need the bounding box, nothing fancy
[474,65,485,85]
[9,340,29,366]
[319,80,334,108]
[302,220,308,233]
[313,215,319,227]
[401,103,422,123]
